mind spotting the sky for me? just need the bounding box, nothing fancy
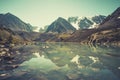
[0,0,120,29]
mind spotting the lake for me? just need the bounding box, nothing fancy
[0,42,120,80]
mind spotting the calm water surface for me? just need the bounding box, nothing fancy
[0,42,120,80]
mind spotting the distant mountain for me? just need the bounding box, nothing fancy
[46,17,76,33]
[0,13,33,32]
[67,15,106,29]
[65,7,120,43]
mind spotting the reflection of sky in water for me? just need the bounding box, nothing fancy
[18,52,69,73]
[2,43,120,80]
[21,55,58,72]
[19,54,59,72]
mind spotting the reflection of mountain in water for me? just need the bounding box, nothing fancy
[1,43,120,80]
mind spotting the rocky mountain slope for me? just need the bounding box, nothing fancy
[46,17,76,33]
[0,13,33,32]
[16,31,41,41]
[0,27,23,44]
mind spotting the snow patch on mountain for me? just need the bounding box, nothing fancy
[71,23,79,30]
[89,23,98,29]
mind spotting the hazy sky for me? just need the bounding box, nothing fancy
[0,0,120,28]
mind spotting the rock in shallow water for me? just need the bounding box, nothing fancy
[0,73,11,80]
[67,73,80,80]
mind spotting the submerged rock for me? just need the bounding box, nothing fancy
[67,73,80,80]
[3,65,18,70]
[0,73,11,80]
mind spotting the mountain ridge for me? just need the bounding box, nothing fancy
[46,17,76,33]
[67,15,106,30]
[0,13,33,32]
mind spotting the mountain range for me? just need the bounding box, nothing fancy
[65,7,120,43]
[67,15,106,29]
[38,15,106,33]
[0,7,120,44]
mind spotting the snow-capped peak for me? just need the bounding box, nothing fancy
[67,15,106,30]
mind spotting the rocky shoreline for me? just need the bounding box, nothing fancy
[0,44,19,70]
